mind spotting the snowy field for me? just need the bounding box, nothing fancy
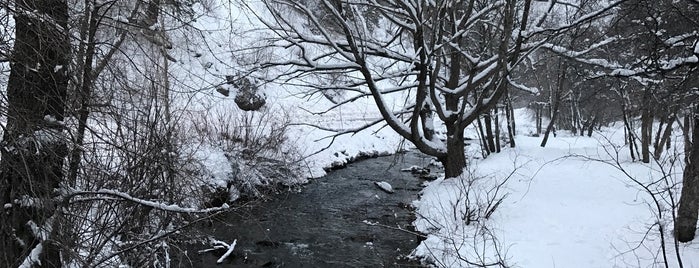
[411,110,699,268]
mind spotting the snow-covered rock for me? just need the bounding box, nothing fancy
[374,181,394,194]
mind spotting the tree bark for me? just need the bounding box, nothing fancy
[621,96,638,161]
[541,64,565,148]
[641,109,653,163]
[587,115,597,137]
[495,108,501,152]
[654,116,674,160]
[477,116,491,157]
[534,105,543,137]
[420,102,435,142]
[484,111,496,153]
[440,125,466,178]
[540,100,560,147]
[676,112,698,242]
[0,0,70,266]
[506,93,516,147]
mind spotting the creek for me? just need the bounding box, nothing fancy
[187,150,433,267]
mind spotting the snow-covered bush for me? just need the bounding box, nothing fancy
[411,167,515,268]
[189,105,304,204]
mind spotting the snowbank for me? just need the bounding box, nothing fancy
[411,124,699,267]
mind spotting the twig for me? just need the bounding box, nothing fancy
[216,239,237,264]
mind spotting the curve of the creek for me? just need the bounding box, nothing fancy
[187,151,433,267]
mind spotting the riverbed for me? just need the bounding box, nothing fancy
[187,151,433,267]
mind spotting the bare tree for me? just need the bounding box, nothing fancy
[539,0,699,241]
[252,0,619,177]
[0,0,246,266]
[676,108,698,242]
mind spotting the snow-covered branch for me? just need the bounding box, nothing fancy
[69,189,230,213]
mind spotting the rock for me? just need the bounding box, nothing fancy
[216,85,230,96]
[400,165,430,175]
[374,181,394,193]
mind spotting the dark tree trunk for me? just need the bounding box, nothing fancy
[621,100,638,161]
[641,107,653,163]
[495,108,501,152]
[654,116,674,160]
[571,97,578,135]
[420,102,435,142]
[440,125,466,178]
[535,106,543,135]
[654,118,666,152]
[484,111,496,153]
[540,102,559,147]
[541,63,565,147]
[68,3,100,185]
[477,117,491,157]
[676,113,698,242]
[541,91,561,147]
[587,115,597,137]
[0,0,70,266]
[506,94,516,147]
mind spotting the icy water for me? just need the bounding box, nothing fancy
[186,151,432,267]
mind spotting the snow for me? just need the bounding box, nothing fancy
[18,244,43,268]
[3,1,698,266]
[73,189,230,213]
[411,110,699,267]
[216,239,237,264]
[193,145,234,189]
[374,181,394,193]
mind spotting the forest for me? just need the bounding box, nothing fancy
[0,0,698,267]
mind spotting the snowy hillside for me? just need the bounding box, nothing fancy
[412,109,699,268]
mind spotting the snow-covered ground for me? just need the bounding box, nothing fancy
[412,109,699,268]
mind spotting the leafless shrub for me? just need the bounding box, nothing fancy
[579,133,687,268]
[412,162,520,268]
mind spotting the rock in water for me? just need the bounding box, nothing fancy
[374,181,394,194]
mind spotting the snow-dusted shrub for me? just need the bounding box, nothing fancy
[411,167,515,267]
[583,133,690,267]
[189,105,304,204]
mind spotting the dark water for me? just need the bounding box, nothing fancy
[184,151,433,268]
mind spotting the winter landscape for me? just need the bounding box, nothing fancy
[0,0,698,267]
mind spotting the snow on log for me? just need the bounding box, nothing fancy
[72,189,230,213]
[374,181,394,194]
[216,239,237,264]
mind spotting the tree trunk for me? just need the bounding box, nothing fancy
[641,106,653,163]
[506,94,516,147]
[477,116,490,157]
[541,62,565,147]
[440,125,466,178]
[654,116,674,160]
[587,115,597,137]
[621,99,638,161]
[68,3,100,185]
[534,105,543,137]
[0,0,70,266]
[484,111,496,153]
[420,102,435,142]
[676,113,698,242]
[495,108,501,152]
[571,95,578,135]
[540,101,560,147]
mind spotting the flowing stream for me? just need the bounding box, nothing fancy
[187,151,433,267]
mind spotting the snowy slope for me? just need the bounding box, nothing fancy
[412,112,699,268]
